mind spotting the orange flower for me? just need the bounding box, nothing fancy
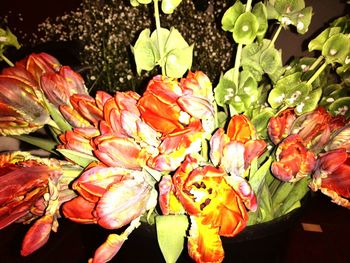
[159,155,250,263]
[138,72,214,135]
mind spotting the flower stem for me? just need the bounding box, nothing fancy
[306,61,327,86]
[269,24,283,48]
[232,0,254,101]
[0,54,14,67]
[153,0,165,76]
[308,55,324,71]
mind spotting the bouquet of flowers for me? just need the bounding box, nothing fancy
[0,0,349,262]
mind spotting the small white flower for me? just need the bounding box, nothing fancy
[326,98,335,103]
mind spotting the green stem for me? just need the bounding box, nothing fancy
[308,55,324,71]
[306,61,327,86]
[153,0,165,76]
[232,0,254,115]
[269,24,283,48]
[233,43,243,87]
[0,54,14,67]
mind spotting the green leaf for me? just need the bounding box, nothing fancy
[265,2,280,20]
[260,46,282,74]
[221,1,245,32]
[156,215,188,263]
[0,28,21,51]
[164,27,189,53]
[151,27,171,61]
[251,107,276,135]
[285,82,311,106]
[165,44,193,78]
[329,97,350,118]
[295,87,322,114]
[132,29,157,75]
[43,97,72,133]
[274,0,305,14]
[12,135,58,155]
[161,0,182,14]
[268,86,286,108]
[252,2,268,40]
[57,149,98,167]
[130,0,140,6]
[233,12,259,45]
[277,177,310,217]
[322,33,350,64]
[295,7,313,34]
[214,73,236,106]
[308,27,342,52]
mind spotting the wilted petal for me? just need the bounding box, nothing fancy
[326,124,350,152]
[96,178,152,229]
[21,215,53,256]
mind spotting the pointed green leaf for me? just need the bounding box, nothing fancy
[12,135,58,155]
[221,1,245,32]
[156,215,188,263]
[57,149,98,167]
[233,12,259,45]
[43,97,72,133]
[277,177,310,217]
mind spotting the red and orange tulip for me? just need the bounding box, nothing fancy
[138,71,214,135]
[0,151,81,256]
[159,155,251,263]
[210,115,266,175]
[63,166,156,229]
[271,134,316,182]
[310,148,350,208]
